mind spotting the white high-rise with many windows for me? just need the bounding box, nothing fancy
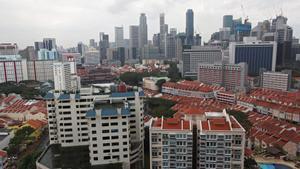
[44,86,145,168]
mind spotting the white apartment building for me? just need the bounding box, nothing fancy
[44,86,145,168]
[197,110,245,169]
[26,60,56,82]
[261,71,291,91]
[149,110,245,169]
[149,117,193,169]
[0,60,26,83]
[53,62,72,91]
[84,49,100,65]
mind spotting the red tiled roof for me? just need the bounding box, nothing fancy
[26,119,47,129]
[0,150,7,158]
[151,118,191,130]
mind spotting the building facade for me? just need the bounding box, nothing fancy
[53,62,72,91]
[229,39,277,76]
[44,87,145,168]
[198,62,248,91]
[181,46,222,79]
[186,9,194,45]
[139,13,148,49]
[149,118,193,169]
[261,70,291,91]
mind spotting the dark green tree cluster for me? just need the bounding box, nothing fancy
[145,98,176,118]
[8,126,35,156]
[18,150,42,169]
[0,81,40,99]
[155,79,166,92]
[227,109,252,132]
[119,71,167,86]
[166,61,181,82]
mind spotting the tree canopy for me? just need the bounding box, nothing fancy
[227,109,252,132]
[0,81,40,99]
[146,98,176,118]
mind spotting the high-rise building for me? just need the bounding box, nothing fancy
[198,62,248,91]
[141,44,160,59]
[53,62,72,91]
[149,110,245,169]
[159,13,168,57]
[149,118,193,169]
[194,34,202,46]
[152,34,160,48]
[0,60,26,83]
[260,70,291,91]
[185,9,194,45]
[229,38,277,76]
[61,52,82,64]
[19,46,36,60]
[170,28,177,36]
[89,39,96,48]
[34,42,44,52]
[197,110,245,169]
[84,49,100,65]
[165,34,176,59]
[130,25,139,59]
[223,15,233,29]
[99,32,109,61]
[232,18,252,41]
[25,60,56,82]
[115,26,124,48]
[139,13,148,49]
[37,49,58,60]
[180,46,222,79]
[176,33,186,61]
[77,42,85,56]
[43,86,145,168]
[0,43,19,55]
[43,38,56,51]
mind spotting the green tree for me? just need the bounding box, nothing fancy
[227,110,252,132]
[18,151,42,169]
[8,126,35,156]
[166,62,181,82]
[155,79,166,92]
[146,98,176,118]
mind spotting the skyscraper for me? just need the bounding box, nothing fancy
[223,15,233,28]
[115,26,124,48]
[159,13,168,57]
[129,25,139,59]
[43,38,56,51]
[139,13,148,49]
[130,25,139,49]
[99,32,109,61]
[185,9,194,45]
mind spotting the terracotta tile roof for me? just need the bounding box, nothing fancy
[151,117,191,130]
[26,119,47,129]
[0,150,7,158]
[163,80,224,93]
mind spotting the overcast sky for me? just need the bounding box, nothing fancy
[1,0,300,48]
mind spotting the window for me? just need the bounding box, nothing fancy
[112,142,119,146]
[93,144,97,147]
[93,151,98,154]
[123,154,128,158]
[103,143,110,146]
[92,130,96,134]
[123,142,127,145]
[122,135,127,139]
[104,156,111,160]
[102,130,109,133]
[91,124,96,127]
[112,149,119,152]
[102,123,109,127]
[122,122,127,125]
[103,136,109,140]
[123,148,128,151]
[103,149,110,153]
[111,122,118,126]
[93,157,98,161]
[92,137,97,141]
[111,136,118,139]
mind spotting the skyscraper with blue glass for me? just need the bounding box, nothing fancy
[229,39,277,76]
[185,9,194,45]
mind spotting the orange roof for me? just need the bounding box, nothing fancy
[26,119,47,129]
[151,118,191,130]
[0,150,7,158]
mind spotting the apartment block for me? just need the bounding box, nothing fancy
[197,110,245,169]
[260,70,291,91]
[198,62,248,91]
[43,86,145,168]
[149,117,193,169]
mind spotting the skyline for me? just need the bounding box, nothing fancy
[1,0,300,48]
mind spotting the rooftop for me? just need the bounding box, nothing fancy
[151,117,191,130]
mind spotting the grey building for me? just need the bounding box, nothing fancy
[185,9,194,45]
[223,15,233,29]
[139,13,148,49]
[181,46,222,79]
[99,32,109,61]
[130,25,139,59]
[115,26,124,48]
[43,38,56,51]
